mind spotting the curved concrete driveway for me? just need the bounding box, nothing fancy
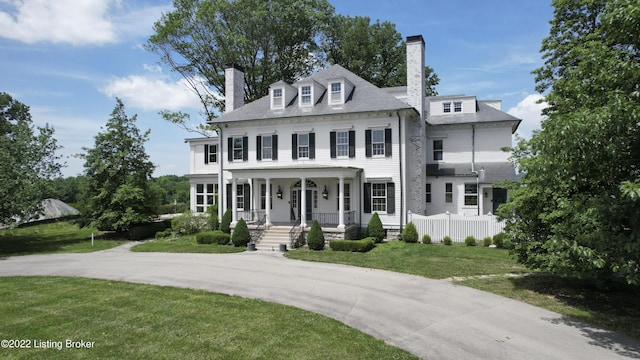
[0,245,638,359]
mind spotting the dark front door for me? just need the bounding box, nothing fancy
[296,190,313,223]
[492,188,508,214]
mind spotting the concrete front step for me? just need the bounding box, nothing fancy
[255,226,293,251]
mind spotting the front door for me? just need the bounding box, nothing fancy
[296,190,313,223]
[492,188,508,214]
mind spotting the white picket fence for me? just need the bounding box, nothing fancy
[407,212,506,243]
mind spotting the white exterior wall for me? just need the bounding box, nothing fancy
[429,96,476,116]
[426,177,491,216]
[426,125,513,164]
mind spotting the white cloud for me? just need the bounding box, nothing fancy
[0,0,117,45]
[101,73,206,111]
[0,0,171,45]
[508,93,548,138]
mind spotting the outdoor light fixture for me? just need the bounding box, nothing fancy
[322,185,328,200]
[276,186,283,199]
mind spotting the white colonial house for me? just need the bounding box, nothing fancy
[186,35,520,242]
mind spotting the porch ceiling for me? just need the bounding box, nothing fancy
[227,165,362,179]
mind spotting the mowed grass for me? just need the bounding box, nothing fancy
[0,277,417,360]
[285,241,528,279]
[131,235,245,254]
[0,221,128,256]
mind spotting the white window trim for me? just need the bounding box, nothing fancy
[464,183,478,206]
[329,81,342,104]
[336,130,349,158]
[371,129,385,157]
[299,85,312,107]
[233,137,243,160]
[297,133,310,159]
[271,88,284,109]
[371,183,387,214]
[262,135,273,160]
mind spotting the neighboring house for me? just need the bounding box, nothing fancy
[186,35,520,236]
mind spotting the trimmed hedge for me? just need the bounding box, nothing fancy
[367,212,385,243]
[220,209,232,234]
[196,231,230,245]
[422,234,432,244]
[464,235,477,247]
[231,218,251,247]
[329,237,375,252]
[129,221,170,240]
[307,220,325,250]
[402,222,418,243]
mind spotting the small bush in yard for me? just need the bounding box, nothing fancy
[443,236,453,246]
[465,236,477,246]
[402,222,418,243]
[231,218,251,247]
[329,238,375,252]
[220,209,232,234]
[493,232,506,248]
[307,220,325,250]
[155,229,173,239]
[483,237,493,247]
[196,231,230,245]
[206,205,219,231]
[367,212,385,243]
[422,234,432,244]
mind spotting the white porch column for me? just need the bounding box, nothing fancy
[265,178,272,227]
[231,177,238,225]
[300,177,307,228]
[338,176,345,229]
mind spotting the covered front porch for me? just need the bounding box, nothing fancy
[225,165,362,230]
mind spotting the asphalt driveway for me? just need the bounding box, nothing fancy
[0,244,638,359]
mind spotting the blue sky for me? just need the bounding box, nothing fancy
[1,0,553,178]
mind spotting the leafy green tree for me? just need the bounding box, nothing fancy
[500,0,640,285]
[80,99,158,232]
[231,218,250,247]
[366,212,385,243]
[306,220,325,250]
[0,92,63,224]
[322,15,439,95]
[51,176,87,204]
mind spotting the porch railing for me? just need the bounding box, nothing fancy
[308,211,355,227]
[237,210,266,224]
[289,225,304,249]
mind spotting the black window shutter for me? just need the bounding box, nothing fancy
[386,182,395,214]
[385,128,392,157]
[227,138,233,162]
[348,130,355,158]
[256,136,262,160]
[242,136,248,161]
[365,129,372,158]
[309,133,315,159]
[330,131,336,158]
[226,184,232,210]
[291,134,298,159]
[204,144,209,164]
[272,135,278,160]
[243,184,250,211]
[364,183,371,213]
[336,183,339,211]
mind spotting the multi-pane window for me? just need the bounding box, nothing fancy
[205,144,217,164]
[262,135,272,160]
[195,183,216,213]
[433,140,443,161]
[372,129,385,156]
[236,184,244,210]
[272,88,283,108]
[344,184,351,211]
[443,102,451,113]
[233,137,243,160]
[301,86,311,105]
[445,183,453,203]
[260,184,272,210]
[454,101,462,112]
[426,183,432,203]
[298,133,309,158]
[372,183,387,212]
[337,131,349,157]
[330,82,341,103]
[464,183,478,206]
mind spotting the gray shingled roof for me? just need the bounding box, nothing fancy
[426,162,520,183]
[213,65,414,124]
[427,101,521,133]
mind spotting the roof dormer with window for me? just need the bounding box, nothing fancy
[269,81,297,111]
[327,77,354,106]
[296,79,325,108]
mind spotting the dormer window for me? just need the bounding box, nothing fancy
[300,86,312,105]
[443,102,451,113]
[454,101,462,112]
[272,88,283,109]
[330,82,342,104]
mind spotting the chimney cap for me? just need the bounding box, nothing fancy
[406,35,424,44]
[225,63,245,72]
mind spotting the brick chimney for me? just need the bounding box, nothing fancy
[406,35,425,119]
[224,64,244,114]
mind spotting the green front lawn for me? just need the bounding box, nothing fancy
[0,221,127,256]
[0,277,416,360]
[130,235,245,253]
[285,241,528,279]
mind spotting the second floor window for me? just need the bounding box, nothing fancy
[433,140,443,161]
[337,131,348,157]
[292,133,315,160]
[443,102,451,113]
[233,137,243,160]
[262,135,272,160]
[365,128,392,157]
[204,144,217,164]
[228,136,248,162]
[454,101,462,112]
[298,133,309,158]
[372,129,385,156]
